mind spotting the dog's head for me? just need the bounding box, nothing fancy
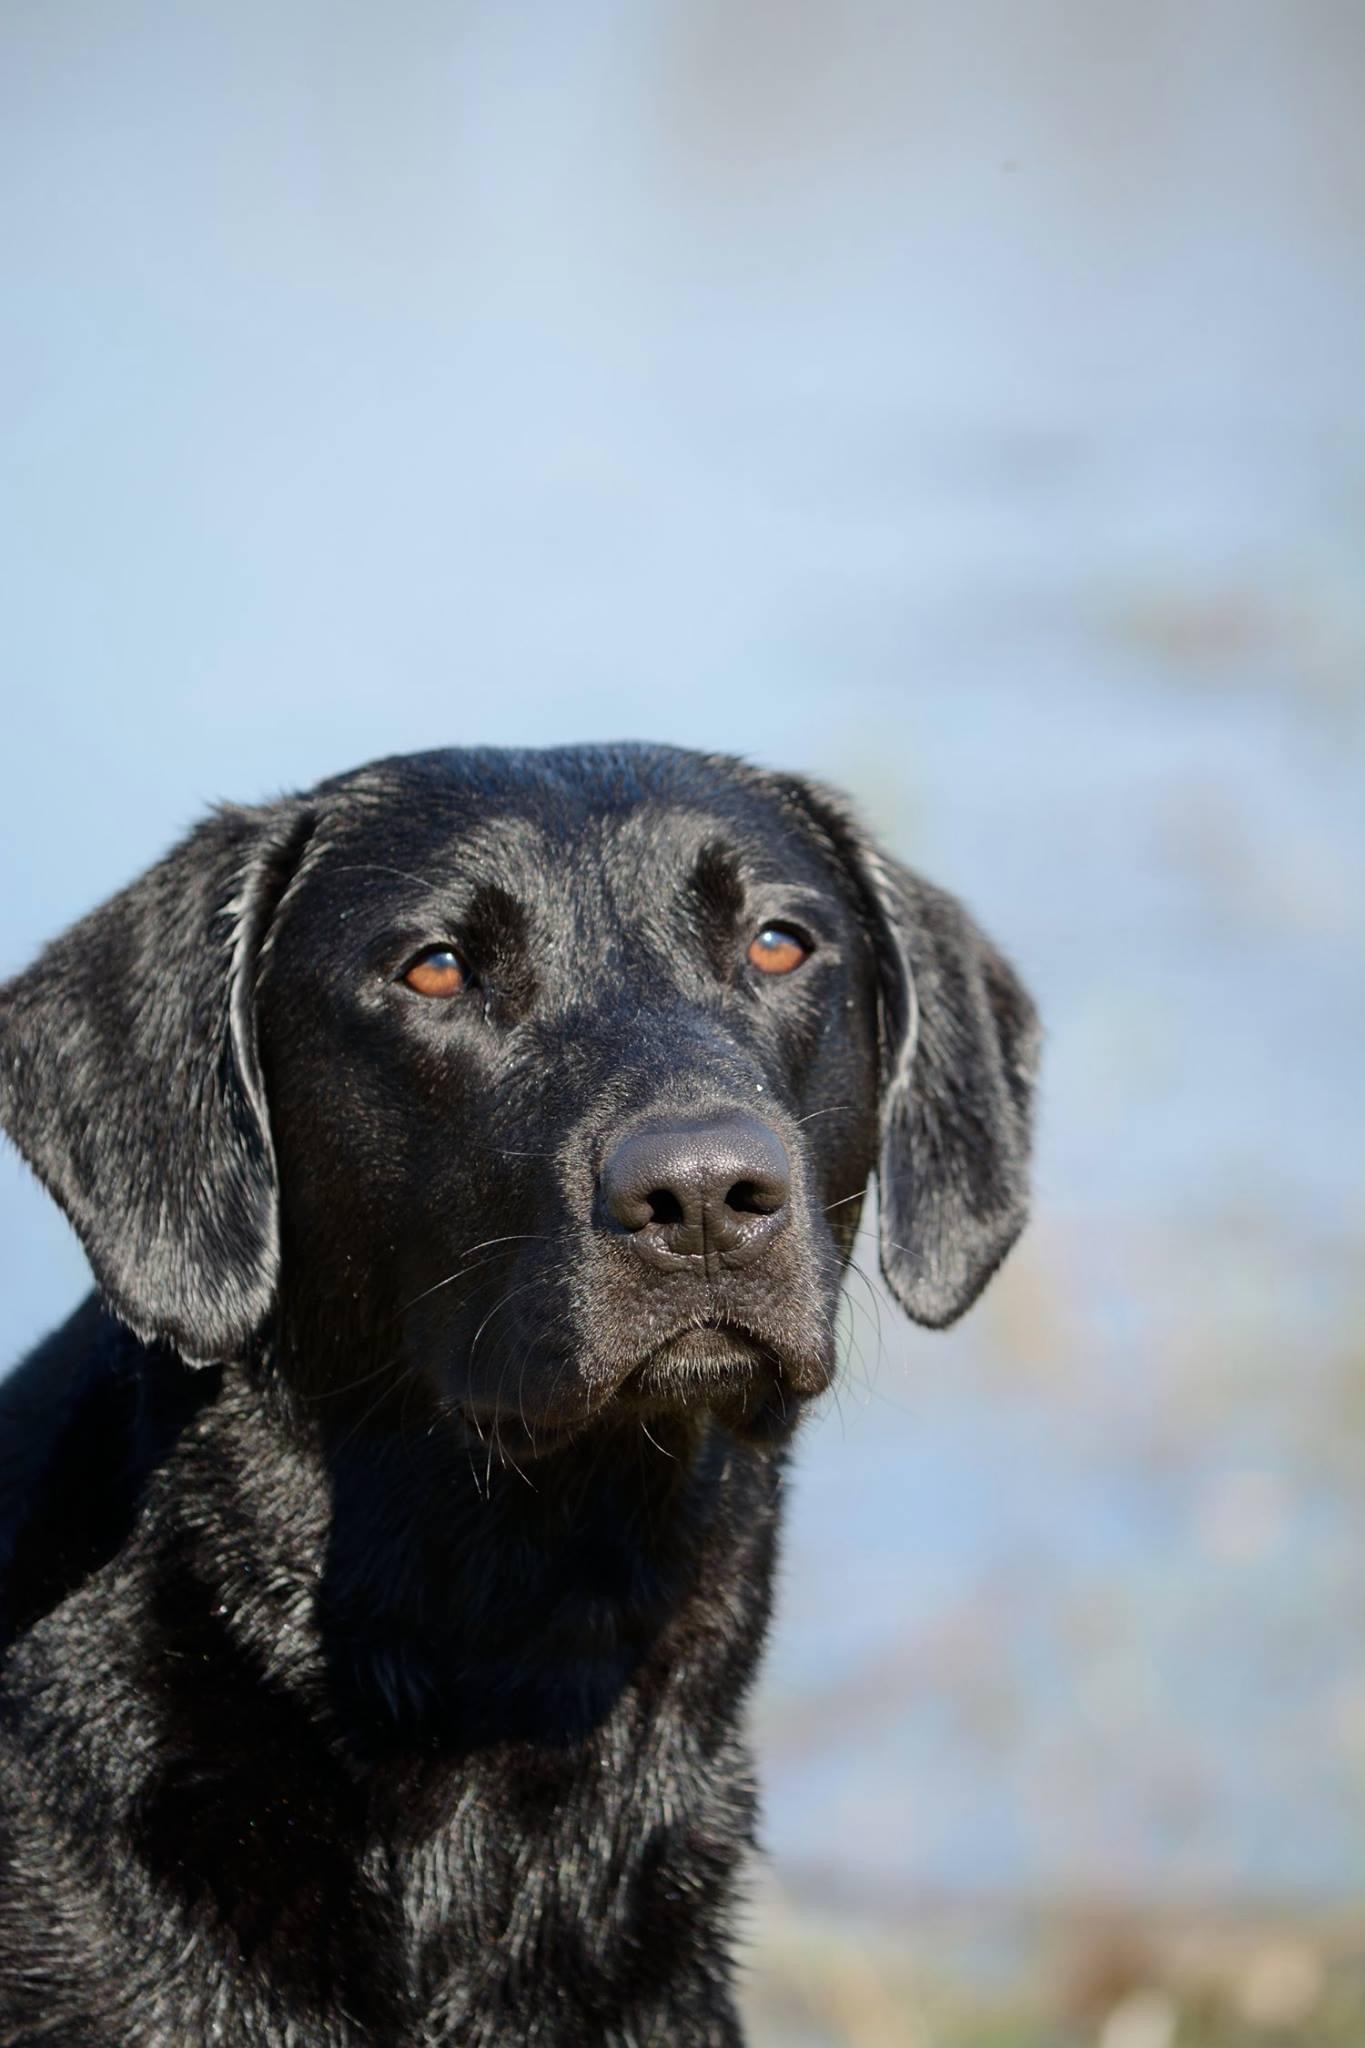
[0,746,1038,1451]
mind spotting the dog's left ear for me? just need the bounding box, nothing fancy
[0,801,316,1365]
[780,778,1040,1328]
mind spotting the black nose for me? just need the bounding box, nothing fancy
[599,1113,792,1270]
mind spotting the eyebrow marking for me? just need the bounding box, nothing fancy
[691,841,745,926]
[461,882,537,1012]
[687,841,748,973]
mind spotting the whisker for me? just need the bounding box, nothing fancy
[329,1350,427,1458]
[529,1318,579,1437]
[487,1286,615,1467]
[314,1267,514,1402]
[837,1303,874,1407]
[395,1234,559,1318]
[388,1252,517,1325]
[327,860,444,892]
[461,1260,580,1482]
[310,1248,575,1409]
[826,1368,848,1444]
[843,1256,887,1377]
[840,1255,936,1419]
[303,1340,408,1403]
[640,1419,676,1461]
[469,1271,573,1363]
[494,1420,536,1492]
[458,1232,558,1261]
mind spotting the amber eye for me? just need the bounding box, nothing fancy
[403,946,469,998]
[746,925,811,976]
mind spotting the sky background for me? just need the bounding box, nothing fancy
[2,2,1364,2032]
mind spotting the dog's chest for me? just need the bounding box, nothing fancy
[374,1706,754,2036]
[140,1669,751,2038]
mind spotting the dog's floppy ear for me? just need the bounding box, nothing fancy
[781,778,1039,1328]
[0,802,316,1365]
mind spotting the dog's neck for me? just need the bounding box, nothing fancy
[159,1346,785,1769]
[319,1403,780,1759]
[29,1323,784,2029]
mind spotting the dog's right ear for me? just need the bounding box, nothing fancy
[0,802,316,1366]
[774,774,1039,1329]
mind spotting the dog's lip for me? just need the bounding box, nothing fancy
[452,1322,825,1453]
[617,1324,774,1397]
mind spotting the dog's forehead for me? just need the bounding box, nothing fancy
[314,750,827,916]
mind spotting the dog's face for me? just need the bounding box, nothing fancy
[258,750,882,1449]
[0,746,1038,1452]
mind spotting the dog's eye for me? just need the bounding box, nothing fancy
[746,925,811,976]
[403,946,469,998]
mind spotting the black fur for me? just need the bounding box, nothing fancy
[0,744,1037,2045]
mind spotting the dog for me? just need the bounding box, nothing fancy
[0,744,1037,2046]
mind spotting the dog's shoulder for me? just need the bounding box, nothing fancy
[0,1299,215,1649]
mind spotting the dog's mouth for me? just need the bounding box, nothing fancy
[616,1324,801,1444]
[453,1320,828,1462]
[617,1325,775,1403]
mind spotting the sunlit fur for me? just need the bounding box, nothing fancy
[0,744,1037,2045]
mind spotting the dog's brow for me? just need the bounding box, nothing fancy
[462,881,528,952]
[689,840,745,928]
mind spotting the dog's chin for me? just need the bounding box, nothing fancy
[615,1327,814,1446]
[453,1324,831,1463]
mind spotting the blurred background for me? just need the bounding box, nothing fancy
[2,4,1363,2041]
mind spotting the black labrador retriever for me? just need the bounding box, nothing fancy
[0,744,1037,2046]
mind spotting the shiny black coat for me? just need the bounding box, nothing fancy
[0,745,1037,2045]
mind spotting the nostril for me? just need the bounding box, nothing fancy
[599,1113,792,1258]
[725,1179,785,1217]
